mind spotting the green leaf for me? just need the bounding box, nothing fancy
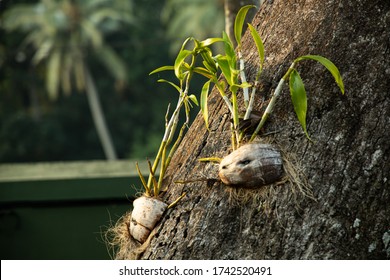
[199,37,224,48]
[3,5,41,31]
[234,5,256,47]
[216,56,232,85]
[97,44,127,81]
[32,39,54,65]
[46,50,61,100]
[74,58,86,92]
[89,6,134,26]
[193,67,215,80]
[248,23,264,70]
[149,65,174,75]
[179,37,193,51]
[174,37,194,79]
[174,49,192,79]
[157,79,182,93]
[199,48,217,74]
[221,32,239,86]
[201,80,211,129]
[188,94,199,106]
[230,84,241,94]
[289,69,310,139]
[135,162,150,196]
[294,55,345,94]
[222,32,236,68]
[237,82,252,89]
[61,53,72,95]
[81,19,103,49]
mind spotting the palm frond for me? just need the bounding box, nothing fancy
[46,50,61,99]
[32,39,55,64]
[4,0,132,99]
[97,44,127,81]
[80,19,103,49]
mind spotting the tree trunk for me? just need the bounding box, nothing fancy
[119,0,390,259]
[84,66,118,160]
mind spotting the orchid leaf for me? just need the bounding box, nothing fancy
[234,5,256,47]
[188,94,199,106]
[295,55,344,94]
[216,56,232,85]
[149,65,174,75]
[199,49,217,74]
[289,69,310,139]
[248,23,264,70]
[199,37,224,48]
[174,49,192,79]
[201,80,211,130]
[222,31,236,69]
[193,67,214,79]
[157,79,181,93]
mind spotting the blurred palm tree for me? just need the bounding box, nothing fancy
[162,0,225,54]
[3,0,134,160]
[162,0,262,53]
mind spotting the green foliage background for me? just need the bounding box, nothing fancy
[0,0,222,162]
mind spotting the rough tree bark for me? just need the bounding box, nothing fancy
[125,0,390,259]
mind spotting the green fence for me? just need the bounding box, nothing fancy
[0,160,145,259]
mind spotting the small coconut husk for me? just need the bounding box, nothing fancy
[129,196,168,243]
[223,138,315,211]
[104,211,157,260]
[218,143,283,188]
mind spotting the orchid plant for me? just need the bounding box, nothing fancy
[145,5,344,190]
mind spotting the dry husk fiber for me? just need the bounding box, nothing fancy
[105,211,154,260]
[225,138,315,212]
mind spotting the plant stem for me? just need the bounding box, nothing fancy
[231,123,237,150]
[157,120,188,193]
[147,95,184,194]
[239,61,263,142]
[198,157,222,163]
[244,80,259,120]
[231,91,239,127]
[238,51,249,108]
[147,140,165,192]
[222,95,234,114]
[167,192,187,209]
[166,121,188,168]
[238,80,259,142]
[148,72,192,196]
[135,162,150,196]
[249,62,295,141]
[214,81,234,115]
